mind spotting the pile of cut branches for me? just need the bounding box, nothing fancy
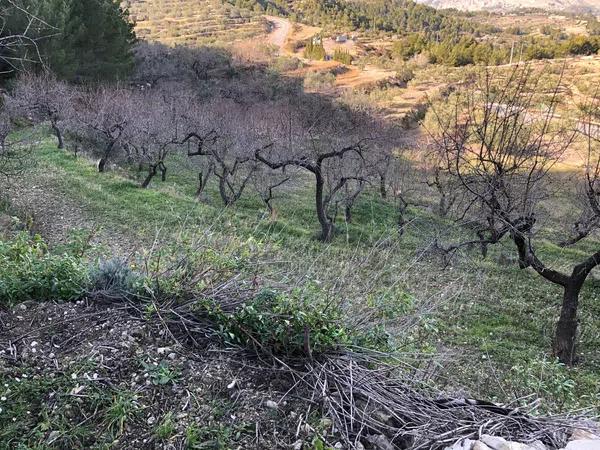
[303,356,589,449]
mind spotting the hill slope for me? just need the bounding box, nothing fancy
[416,0,600,13]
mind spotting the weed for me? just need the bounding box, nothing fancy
[143,360,179,386]
[155,412,176,440]
[0,232,88,304]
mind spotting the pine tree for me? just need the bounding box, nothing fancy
[58,0,136,81]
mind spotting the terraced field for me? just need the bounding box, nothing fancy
[125,0,268,45]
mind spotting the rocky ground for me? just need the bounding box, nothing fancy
[0,300,324,449]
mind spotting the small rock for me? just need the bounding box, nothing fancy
[472,443,493,450]
[265,400,278,409]
[571,429,600,441]
[565,440,600,450]
[292,440,303,450]
[167,352,176,360]
[356,442,365,450]
[481,435,507,450]
[365,434,394,450]
[334,442,343,449]
[147,416,156,425]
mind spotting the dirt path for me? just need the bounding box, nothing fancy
[1,173,138,255]
[265,15,291,49]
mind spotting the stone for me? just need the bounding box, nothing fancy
[472,443,493,450]
[571,429,600,441]
[265,400,278,409]
[565,440,600,450]
[481,435,508,449]
[365,434,394,450]
[445,439,475,450]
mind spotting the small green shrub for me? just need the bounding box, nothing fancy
[333,48,352,65]
[0,232,88,303]
[208,288,350,356]
[303,39,326,60]
[272,56,303,72]
[89,258,140,299]
[507,357,578,413]
[303,71,336,90]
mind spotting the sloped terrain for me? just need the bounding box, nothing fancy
[417,0,600,13]
[125,0,268,45]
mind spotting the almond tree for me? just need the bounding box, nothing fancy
[127,91,179,188]
[12,74,76,149]
[76,86,134,172]
[255,100,374,241]
[427,66,599,365]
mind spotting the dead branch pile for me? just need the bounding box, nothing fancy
[304,356,587,449]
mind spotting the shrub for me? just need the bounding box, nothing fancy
[0,232,88,303]
[303,71,336,90]
[333,48,353,65]
[303,39,326,60]
[208,288,350,356]
[272,56,303,72]
[88,258,140,300]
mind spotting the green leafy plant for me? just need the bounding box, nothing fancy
[142,360,179,385]
[507,357,578,413]
[89,257,140,300]
[0,232,88,303]
[155,412,176,440]
[208,288,350,356]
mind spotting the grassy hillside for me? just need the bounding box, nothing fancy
[5,132,599,414]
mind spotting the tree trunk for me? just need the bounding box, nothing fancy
[141,164,157,188]
[196,173,207,198]
[51,122,64,149]
[218,177,233,206]
[159,163,167,182]
[379,174,387,199]
[97,157,107,173]
[315,170,333,241]
[553,281,582,366]
[344,204,352,223]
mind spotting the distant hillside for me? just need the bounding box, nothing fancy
[124,0,268,45]
[415,0,600,13]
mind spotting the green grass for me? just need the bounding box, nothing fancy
[0,361,139,448]
[14,138,600,413]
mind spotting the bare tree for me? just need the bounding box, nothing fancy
[180,99,262,206]
[426,65,600,365]
[252,164,291,220]
[127,91,180,188]
[12,73,76,149]
[255,100,375,242]
[0,97,30,180]
[76,86,134,172]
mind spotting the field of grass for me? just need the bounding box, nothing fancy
[4,135,598,415]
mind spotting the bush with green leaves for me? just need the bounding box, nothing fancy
[88,258,140,300]
[0,232,88,303]
[208,288,350,356]
[506,357,578,413]
[333,48,352,65]
[303,39,326,60]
